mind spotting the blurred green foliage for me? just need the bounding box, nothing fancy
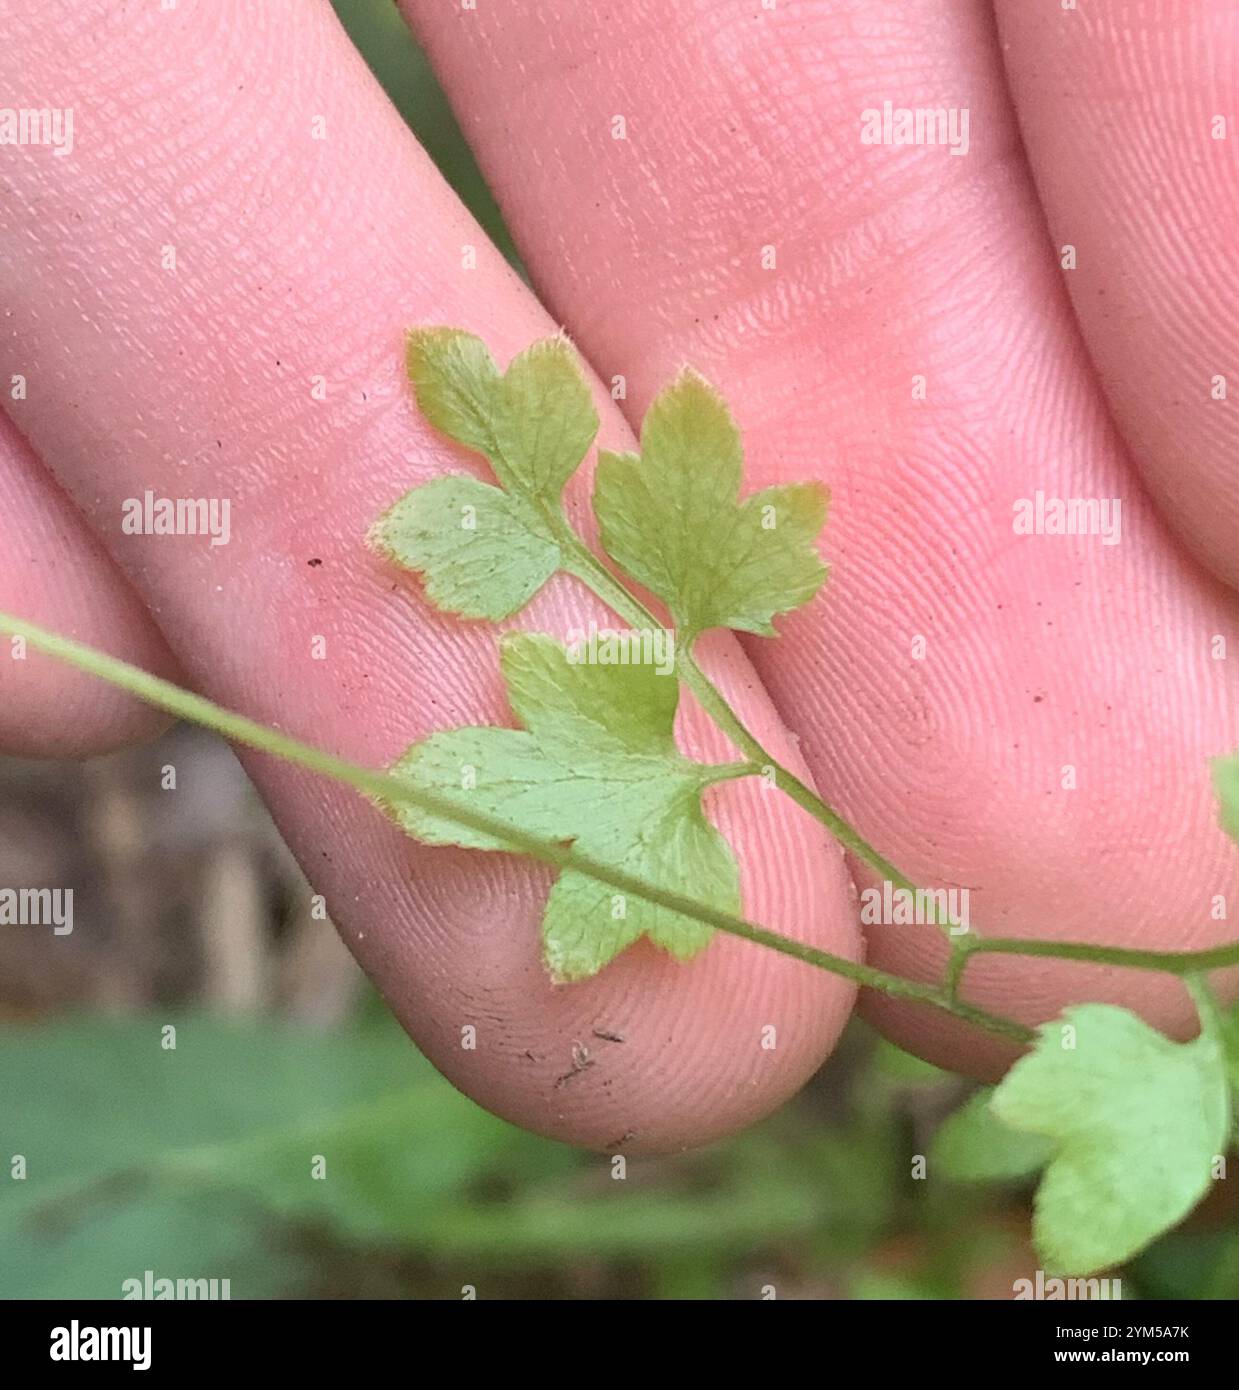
[4,1007,1236,1298]
[0,1009,896,1298]
[931,1088,1052,1183]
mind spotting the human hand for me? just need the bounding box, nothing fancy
[1,0,1235,1150]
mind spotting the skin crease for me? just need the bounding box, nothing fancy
[401,0,1239,1073]
[0,411,176,756]
[996,0,1239,593]
[0,0,1234,1141]
[0,0,857,1152]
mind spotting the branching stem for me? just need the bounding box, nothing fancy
[1,606,1234,1056]
[557,522,965,941]
[0,610,1026,1043]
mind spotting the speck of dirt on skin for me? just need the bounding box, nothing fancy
[554,1041,595,1089]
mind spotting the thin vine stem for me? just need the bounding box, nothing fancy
[1186,973,1226,1039]
[4,607,1234,1051]
[0,609,1027,1043]
[543,530,1239,1015]
[944,938,973,1001]
[557,522,963,939]
[956,934,1239,980]
[676,649,927,890]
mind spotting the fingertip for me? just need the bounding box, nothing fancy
[0,415,178,758]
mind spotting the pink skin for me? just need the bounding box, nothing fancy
[996,0,1239,592]
[0,0,855,1151]
[404,0,1239,1073]
[0,412,176,756]
[0,0,1234,1141]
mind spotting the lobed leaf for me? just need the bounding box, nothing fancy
[369,475,559,621]
[386,633,741,980]
[594,369,828,638]
[377,329,600,620]
[405,327,502,457]
[992,1004,1230,1275]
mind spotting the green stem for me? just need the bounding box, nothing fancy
[677,646,971,945]
[555,527,961,933]
[1186,973,1225,1038]
[557,527,663,632]
[945,935,979,1001]
[0,609,1027,1043]
[959,935,1239,977]
[677,649,920,885]
[700,762,756,786]
[7,604,1236,1048]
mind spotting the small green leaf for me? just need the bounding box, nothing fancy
[931,1087,1052,1183]
[1212,753,1239,845]
[992,1005,1230,1275]
[406,327,598,504]
[1223,1001,1239,1096]
[384,330,600,619]
[490,337,600,501]
[594,370,828,637]
[405,327,502,458]
[386,633,741,980]
[368,476,559,621]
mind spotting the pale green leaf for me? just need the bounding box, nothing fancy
[931,1087,1052,1183]
[387,633,739,980]
[491,337,600,500]
[1212,753,1239,845]
[389,330,599,619]
[368,475,559,621]
[405,327,501,457]
[407,327,597,503]
[1224,1001,1239,1097]
[992,1005,1230,1275]
[594,370,828,637]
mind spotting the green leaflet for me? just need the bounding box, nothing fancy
[1212,752,1239,845]
[931,1087,1052,1183]
[404,327,503,458]
[489,336,601,499]
[381,330,832,634]
[385,633,742,981]
[594,369,828,637]
[372,329,832,981]
[369,475,559,622]
[373,329,600,620]
[991,1004,1230,1275]
[1209,757,1239,1093]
